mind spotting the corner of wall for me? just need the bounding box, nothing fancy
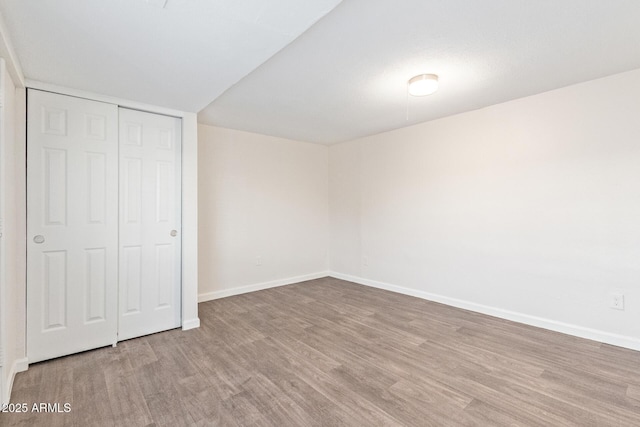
[0,13,25,87]
[182,112,199,329]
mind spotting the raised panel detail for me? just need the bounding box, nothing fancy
[125,122,142,146]
[123,246,142,315]
[43,251,67,330]
[85,114,106,140]
[41,106,67,136]
[85,248,106,322]
[155,244,173,309]
[123,158,142,224]
[156,161,171,223]
[158,129,172,149]
[87,153,106,224]
[44,148,67,226]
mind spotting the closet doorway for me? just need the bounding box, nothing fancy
[27,90,182,363]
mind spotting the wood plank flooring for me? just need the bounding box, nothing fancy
[3,277,640,426]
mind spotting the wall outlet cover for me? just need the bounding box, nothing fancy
[610,293,625,310]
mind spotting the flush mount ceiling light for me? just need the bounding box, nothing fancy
[408,74,439,96]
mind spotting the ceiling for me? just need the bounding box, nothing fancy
[2,1,640,144]
[199,0,640,144]
[0,0,342,112]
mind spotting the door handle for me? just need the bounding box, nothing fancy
[33,235,45,244]
[170,230,177,237]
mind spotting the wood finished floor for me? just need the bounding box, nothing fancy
[3,277,640,426]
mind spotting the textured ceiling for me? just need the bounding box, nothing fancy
[199,0,640,144]
[0,0,342,112]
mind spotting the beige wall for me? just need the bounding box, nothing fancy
[329,69,640,348]
[1,63,27,404]
[198,124,329,300]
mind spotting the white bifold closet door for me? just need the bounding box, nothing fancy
[118,108,182,341]
[27,90,181,363]
[27,90,119,363]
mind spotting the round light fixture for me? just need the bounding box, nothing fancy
[408,74,439,96]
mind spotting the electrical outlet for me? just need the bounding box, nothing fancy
[256,255,262,266]
[610,293,624,310]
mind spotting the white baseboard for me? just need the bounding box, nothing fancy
[15,358,27,373]
[182,318,200,330]
[198,271,330,303]
[2,357,28,405]
[329,271,640,352]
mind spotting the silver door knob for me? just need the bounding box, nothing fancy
[170,230,177,237]
[33,235,45,244]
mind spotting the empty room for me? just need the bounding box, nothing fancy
[1,0,640,425]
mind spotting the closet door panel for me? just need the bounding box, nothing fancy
[27,90,119,363]
[118,108,181,341]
